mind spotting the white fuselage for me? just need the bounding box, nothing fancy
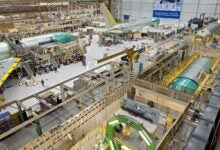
[108,18,160,32]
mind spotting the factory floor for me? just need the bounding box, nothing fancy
[3,34,155,103]
[1,27,191,149]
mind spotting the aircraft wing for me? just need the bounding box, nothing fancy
[105,23,150,34]
[121,25,146,33]
[105,30,124,34]
[0,57,21,87]
[105,28,140,35]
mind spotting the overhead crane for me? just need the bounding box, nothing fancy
[97,47,145,65]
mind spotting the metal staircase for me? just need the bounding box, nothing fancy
[30,51,49,60]
[50,57,59,69]
[23,63,33,77]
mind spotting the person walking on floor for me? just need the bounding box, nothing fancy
[82,55,86,66]
[54,67,58,73]
[41,79,45,87]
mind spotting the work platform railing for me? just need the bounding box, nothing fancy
[3,61,213,150]
[17,73,194,150]
[20,79,133,150]
[0,62,130,142]
[156,102,192,150]
[135,79,194,103]
[1,64,207,150]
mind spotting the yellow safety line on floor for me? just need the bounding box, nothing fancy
[0,57,21,87]
[160,53,199,86]
[194,57,220,97]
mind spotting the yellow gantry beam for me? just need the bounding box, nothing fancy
[161,53,199,86]
[97,48,134,64]
[0,57,21,87]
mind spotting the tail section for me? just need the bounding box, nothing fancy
[152,18,160,26]
[100,3,117,28]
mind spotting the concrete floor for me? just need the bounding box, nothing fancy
[3,34,155,102]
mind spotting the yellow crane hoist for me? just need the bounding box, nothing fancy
[97,47,145,65]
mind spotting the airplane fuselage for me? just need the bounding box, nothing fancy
[0,32,75,61]
[108,18,160,32]
[20,32,74,48]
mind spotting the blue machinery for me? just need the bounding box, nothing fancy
[122,98,160,124]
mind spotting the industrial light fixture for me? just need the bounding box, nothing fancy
[109,120,119,125]
[138,131,150,146]
[109,140,115,150]
[67,134,72,140]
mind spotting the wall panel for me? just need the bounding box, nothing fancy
[117,0,220,24]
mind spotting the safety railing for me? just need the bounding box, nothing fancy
[156,102,191,150]
[19,80,133,150]
[135,79,195,103]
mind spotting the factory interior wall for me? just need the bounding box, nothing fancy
[119,0,220,25]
